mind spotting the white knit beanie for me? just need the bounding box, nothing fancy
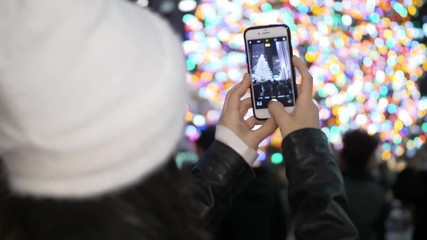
[0,0,187,198]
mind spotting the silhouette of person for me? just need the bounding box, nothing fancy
[340,129,389,240]
[393,142,427,240]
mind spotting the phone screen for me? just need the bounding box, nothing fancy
[247,36,295,109]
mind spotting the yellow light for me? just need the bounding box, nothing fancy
[207,82,218,91]
[352,30,363,41]
[408,6,417,16]
[195,9,203,20]
[398,55,406,65]
[382,18,391,27]
[416,67,424,77]
[384,29,393,39]
[379,46,388,55]
[356,95,366,103]
[332,106,339,116]
[201,72,213,81]
[352,12,363,21]
[388,50,397,58]
[406,81,416,91]
[185,110,193,122]
[312,6,322,16]
[191,75,200,84]
[305,52,317,63]
[394,120,404,131]
[382,151,391,160]
[271,130,283,148]
[223,81,233,91]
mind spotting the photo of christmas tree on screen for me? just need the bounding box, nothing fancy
[250,39,294,108]
[253,54,273,81]
[252,54,273,96]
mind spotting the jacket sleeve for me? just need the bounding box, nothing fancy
[190,140,255,228]
[282,128,359,240]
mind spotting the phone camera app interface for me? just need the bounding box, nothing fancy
[248,37,294,109]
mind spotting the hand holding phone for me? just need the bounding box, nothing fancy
[268,56,320,139]
[218,74,277,150]
[244,24,297,119]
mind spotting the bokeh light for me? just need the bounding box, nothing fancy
[183,0,427,163]
[271,152,284,164]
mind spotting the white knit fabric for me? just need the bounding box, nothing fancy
[0,0,187,198]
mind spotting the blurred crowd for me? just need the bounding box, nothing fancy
[179,125,427,240]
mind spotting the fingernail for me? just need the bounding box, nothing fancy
[268,99,277,107]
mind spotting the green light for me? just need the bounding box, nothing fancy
[204,18,218,27]
[271,153,283,164]
[330,126,341,136]
[393,135,403,145]
[383,143,391,151]
[334,38,344,49]
[307,46,316,53]
[369,13,380,23]
[330,64,340,74]
[261,3,273,12]
[393,3,408,18]
[182,14,193,24]
[175,152,198,169]
[186,61,196,71]
[318,89,327,98]
[422,122,427,133]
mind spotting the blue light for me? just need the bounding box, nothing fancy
[369,13,380,23]
[386,38,396,49]
[387,104,397,114]
[379,86,388,96]
[393,2,408,17]
[257,151,266,161]
[297,5,309,14]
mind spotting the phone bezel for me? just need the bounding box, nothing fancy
[244,24,297,120]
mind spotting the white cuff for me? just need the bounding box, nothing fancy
[215,125,259,166]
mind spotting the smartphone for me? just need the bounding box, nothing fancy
[244,24,297,119]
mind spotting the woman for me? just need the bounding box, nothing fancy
[0,0,358,239]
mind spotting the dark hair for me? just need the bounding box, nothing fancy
[0,159,209,240]
[340,129,380,171]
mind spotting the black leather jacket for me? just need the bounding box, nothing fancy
[192,128,359,240]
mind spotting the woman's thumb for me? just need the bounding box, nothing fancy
[268,100,288,123]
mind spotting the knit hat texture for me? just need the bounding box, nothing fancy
[0,0,187,198]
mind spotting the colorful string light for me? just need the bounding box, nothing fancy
[183,0,427,163]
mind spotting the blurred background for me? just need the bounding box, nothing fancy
[136,0,427,170]
[134,1,427,239]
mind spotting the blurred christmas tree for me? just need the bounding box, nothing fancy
[183,0,427,163]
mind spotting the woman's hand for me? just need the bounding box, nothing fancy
[218,74,277,150]
[268,56,320,139]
